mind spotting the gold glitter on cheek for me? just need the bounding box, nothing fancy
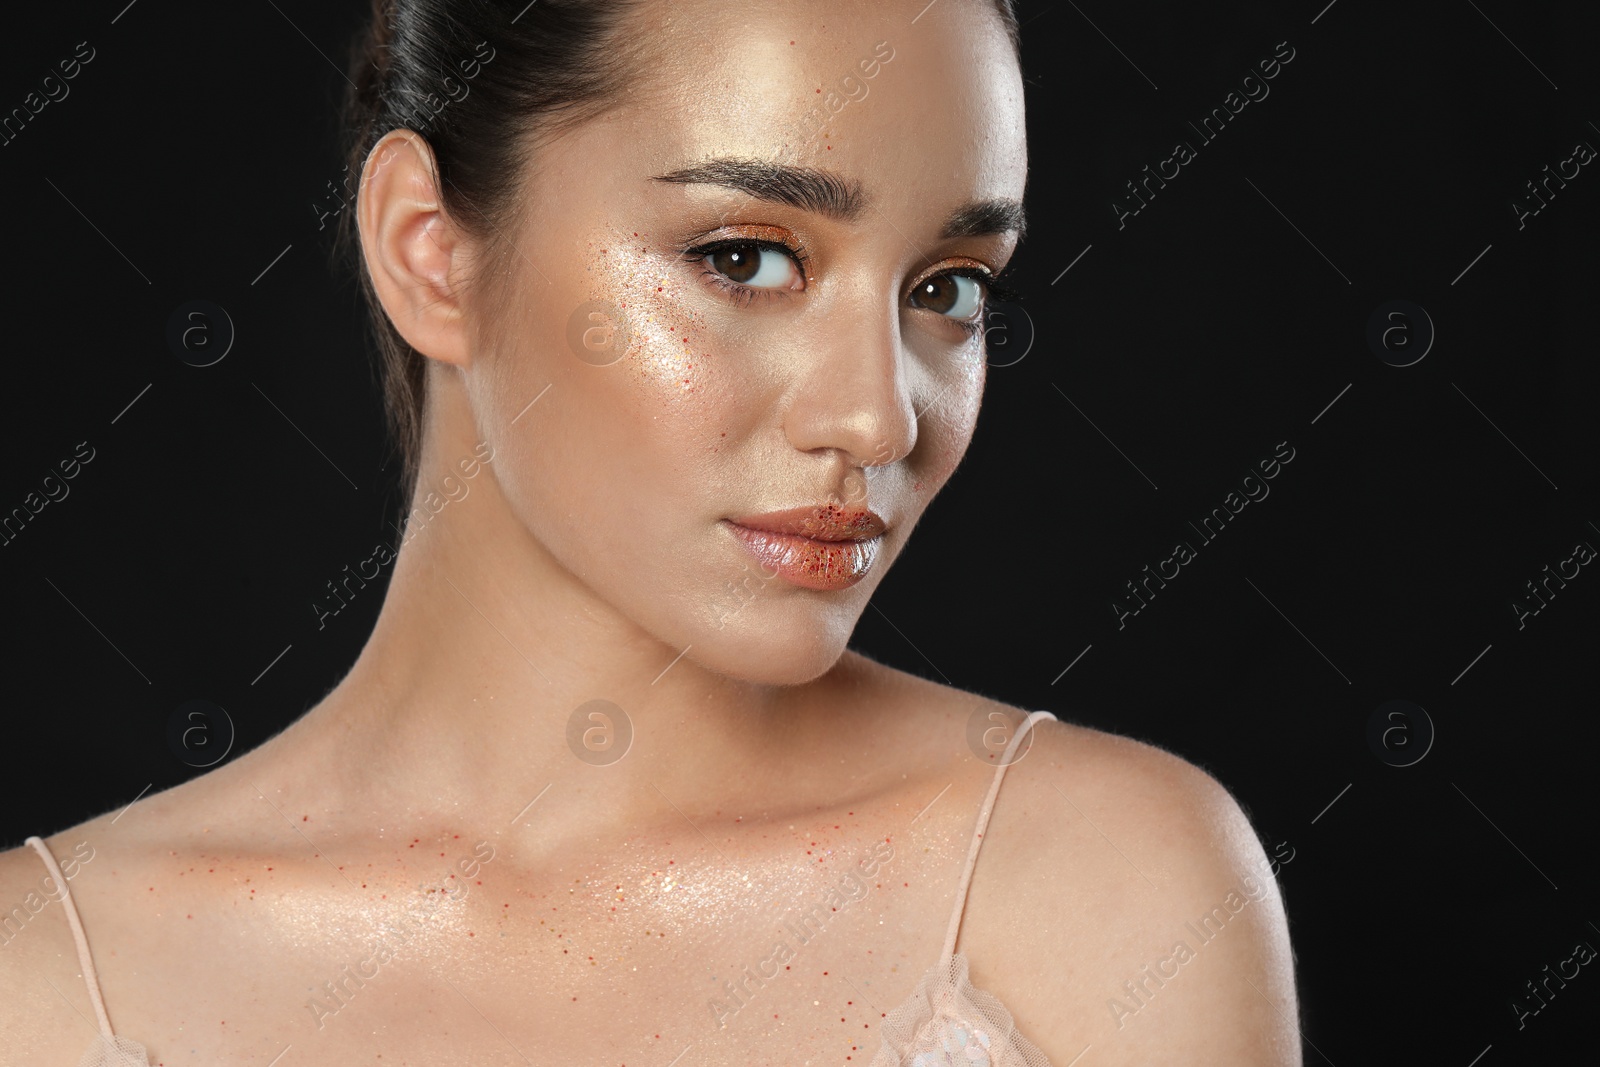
[589,236,713,401]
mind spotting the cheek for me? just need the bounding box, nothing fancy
[478,233,759,551]
[595,236,750,458]
[916,345,986,491]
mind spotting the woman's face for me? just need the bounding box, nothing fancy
[457,0,1027,684]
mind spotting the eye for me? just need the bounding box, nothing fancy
[910,272,985,320]
[700,242,805,291]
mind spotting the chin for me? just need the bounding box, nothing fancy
[692,605,859,686]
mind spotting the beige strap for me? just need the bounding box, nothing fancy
[25,836,116,1038]
[939,710,1056,961]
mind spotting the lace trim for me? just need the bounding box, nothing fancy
[76,1032,152,1067]
[870,952,1054,1066]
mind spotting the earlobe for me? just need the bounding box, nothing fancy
[358,130,473,369]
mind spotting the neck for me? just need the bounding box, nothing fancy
[280,414,869,847]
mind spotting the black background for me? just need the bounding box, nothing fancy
[2,0,1595,1061]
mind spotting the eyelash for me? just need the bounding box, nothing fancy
[679,237,1021,336]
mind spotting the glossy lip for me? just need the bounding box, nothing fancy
[726,504,888,541]
[722,504,888,591]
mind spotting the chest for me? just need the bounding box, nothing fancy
[81,822,984,1065]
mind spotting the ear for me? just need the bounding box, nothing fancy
[358,130,474,369]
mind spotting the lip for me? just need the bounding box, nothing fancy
[723,504,888,591]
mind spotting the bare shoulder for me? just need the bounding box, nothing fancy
[0,827,117,1064]
[963,710,1302,1064]
[831,656,1303,1066]
[0,765,262,1063]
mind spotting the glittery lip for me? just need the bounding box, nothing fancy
[721,505,887,591]
[726,503,887,541]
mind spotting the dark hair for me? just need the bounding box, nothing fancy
[336,0,1023,503]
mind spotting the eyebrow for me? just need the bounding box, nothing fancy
[650,157,1026,241]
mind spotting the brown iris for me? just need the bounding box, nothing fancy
[912,275,965,315]
[709,244,763,284]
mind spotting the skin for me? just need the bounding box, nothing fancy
[0,1,1301,1064]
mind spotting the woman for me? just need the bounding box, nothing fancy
[1,0,1300,1063]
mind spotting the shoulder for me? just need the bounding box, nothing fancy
[838,658,1303,1065]
[0,828,118,1064]
[972,713,1301,1063]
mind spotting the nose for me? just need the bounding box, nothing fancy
[781,291,918,471]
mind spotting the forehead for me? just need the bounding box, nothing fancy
[597,0,1027,210]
